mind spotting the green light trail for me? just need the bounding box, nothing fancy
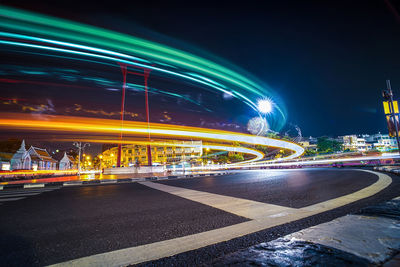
[0,5,287,130]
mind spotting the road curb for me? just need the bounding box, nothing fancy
[374,166,400,175]
[0,172,232,190]
[213,196,400,266]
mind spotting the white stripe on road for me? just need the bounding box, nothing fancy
[140,181,296,220]
[0,187,60,203]
[0,197,26,202]
[49,170,392,267]
[0,188,58,195]
[302,169,392,213]
[0,193,40,198]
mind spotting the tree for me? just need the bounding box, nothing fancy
[304,149,317,156]
[218,155,229,163]
[0,138,22,153]
[255,145,271,154]
[229,154,244,162]
[266,132,279,139]
[317,137,342,153]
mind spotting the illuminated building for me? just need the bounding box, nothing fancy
[28,146,58,170]
[365,133,398,152]
[101,141,203,167]
[10,140,31,170]
[341,135,371,152]
[0,152,13,170]
[59,152,76,170]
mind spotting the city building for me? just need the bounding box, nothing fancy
[101,141,203,168]
[0,152,13,170]
[341,135,371,152]
[28,146,58,170]
[365,133,398,152]
[59,152,76,170]
[298,140,317,151]
[10,140,31,170]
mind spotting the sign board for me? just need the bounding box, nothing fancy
[383,101,399,115]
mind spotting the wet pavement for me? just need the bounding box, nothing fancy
[211,238,370,267]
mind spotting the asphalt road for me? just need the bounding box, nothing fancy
[158,169,378,208]
[0,168,398,266]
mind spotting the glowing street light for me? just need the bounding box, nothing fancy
[257,99,273,114]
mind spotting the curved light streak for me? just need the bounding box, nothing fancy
[62,138,265,164]
[0,113,303,161]
[0,5,287,130]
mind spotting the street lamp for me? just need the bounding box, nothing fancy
[73,142,90,175]
[257,99,273,114]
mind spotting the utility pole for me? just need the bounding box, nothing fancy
[73,142,90,175]
[383,80,400,153]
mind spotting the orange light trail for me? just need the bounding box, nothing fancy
[0,113,304,161]
[0,169,77,176]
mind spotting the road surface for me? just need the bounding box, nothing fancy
[0,168,398,266]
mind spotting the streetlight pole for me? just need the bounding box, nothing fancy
[73,142,90,175]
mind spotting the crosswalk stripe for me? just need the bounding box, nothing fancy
[0,197,26,202]
[0,193,40,198]
[0,186,61,204]
[0,187,59,195]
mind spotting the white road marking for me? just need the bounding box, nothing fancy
[0,187,60,203]
[0,197,26,202]
[0,193,40,198]
[140,181,296,220]
[49,170,392,267]
[0,188,57,195]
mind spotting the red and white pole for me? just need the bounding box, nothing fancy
[144,69,152,166]
[117,64,127,167]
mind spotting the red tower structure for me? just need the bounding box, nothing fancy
[117,63,153,167]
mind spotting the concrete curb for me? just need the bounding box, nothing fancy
[374,166,400,174]
[213,196,400,266]
[0,172,231,190]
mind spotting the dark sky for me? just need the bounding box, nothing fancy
[3,0,400,137]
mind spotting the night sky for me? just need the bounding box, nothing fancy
[2,0,400,137]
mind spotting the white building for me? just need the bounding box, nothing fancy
[365,133,398,151]
[59,152,76,170]
[28,146,58,170]
[10,140,31,170]
[341,135,371,152]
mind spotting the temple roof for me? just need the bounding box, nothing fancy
[29,146,57,162]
